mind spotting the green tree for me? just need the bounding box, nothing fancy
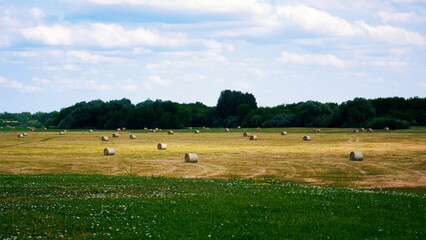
[216,90,257,118]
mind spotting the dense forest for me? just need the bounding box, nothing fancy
[1,90,425,130]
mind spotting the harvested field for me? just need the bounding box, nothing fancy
[0,127,425,190]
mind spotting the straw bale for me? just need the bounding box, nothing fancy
[350,151,363,161]
[157,143,167,150]
[104,148,115,155]
[185,153,198,163]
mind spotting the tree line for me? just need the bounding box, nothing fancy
[1,90,425,130]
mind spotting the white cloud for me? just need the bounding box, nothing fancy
[357,21,425,45]
[275,4,426,46]
[21,23,223,49]
[369,60,409,68]
[235,80,254,90]
[148,75,172,86]
[87,0,268,15]
[120,84,138,91]
[46,77,112,92]
[277,5,363,37]
[29,8,45,20]
[22,85,42,93]
[133,48,152,54]
[12,51,39,57]
[21,23,169,47]
[0,76,42,92]
[377,11,417,23]
[22,25,74,45]
[142,82,153,91]
[181,73,207,82]
[367,78,385,84]
[0,35,10,47]
[32,77,50,84]
[63,64,81,71]
[280,51,348,68]
[67,51,122,64]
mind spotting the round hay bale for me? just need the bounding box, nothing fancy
[168,131,174,135]
[256,127,261,131]
[225,128,230,132]
[359,128,365,132]
[59,132,64,135]
[144,127,148,131]
[384,127,389,131]
[157,143,167,150]
[243,132,250,137]
[104,148,115,155]
[281,131,287,135]
[202,127,206,130]
[189,127,192,130]
[112,133,119,138]
[101,136,109,141]
[367,128,373,132]
[155,128,159,131]
[317,129,321,133]
[313,129,318,133]
[18,134,24,138]
[151,129,156,133]
[303,136,310,141]
[159,129,162,131]
[122,127,126,130]
[63,130,67,132]
[206,127,210,130]
[23,133,28,136]
[194,130,200,134]
[43,128,47,130]
[117,128,121,131]
[129,134,136,139]
[31,129,35,132]
[350,151,363,161]
[88,129,93,133]
[353,130,359,133]
[250,135,257,140]
[237,126,241,129]
[185,153,198,163]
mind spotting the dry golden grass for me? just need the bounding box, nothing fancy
[0,128,425,189]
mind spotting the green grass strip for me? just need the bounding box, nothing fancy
[0,174,424,239]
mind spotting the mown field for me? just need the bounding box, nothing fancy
[0,127,425,189]
[0,127,425,239]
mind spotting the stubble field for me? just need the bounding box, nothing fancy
[1,127,425,190]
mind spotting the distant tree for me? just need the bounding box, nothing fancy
[4,91,423,130]
[367,117,410,129]
[216,90,257,118]
[262,113,296,127]
[335,98,376,128]
[295,101,333,127]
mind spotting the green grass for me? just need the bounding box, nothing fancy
[0,174,424,239]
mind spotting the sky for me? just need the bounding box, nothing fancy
[0,0,425,113]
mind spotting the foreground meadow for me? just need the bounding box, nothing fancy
[0,127,425,189]
[0,175,424,239]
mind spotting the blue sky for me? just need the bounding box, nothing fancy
[1,0,425,112]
